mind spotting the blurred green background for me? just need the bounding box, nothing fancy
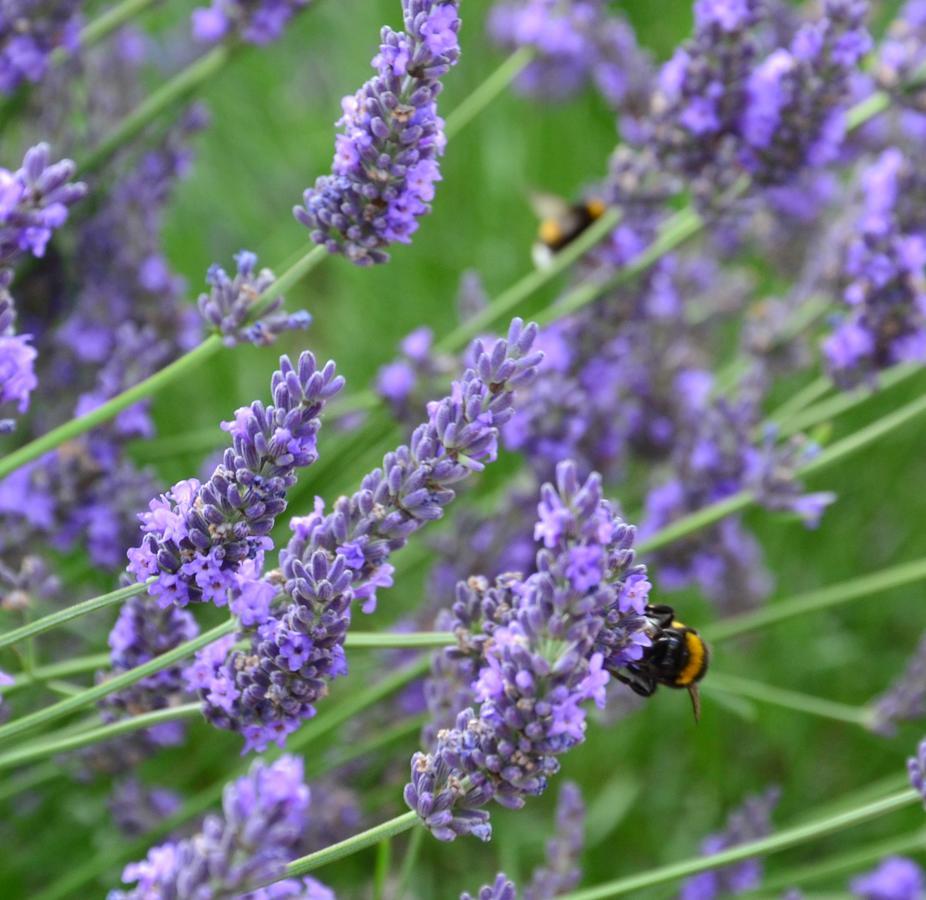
[4,0,926,896]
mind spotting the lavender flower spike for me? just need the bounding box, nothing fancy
[405,461,652,841]
[127,351,344,609]
[869,632,926,735]
[295,0,461,265]
[189,318,542,752]
[0,0,81,93]
[462,874,517,900]
[198,250,312,347]
[192,0,310,45]
[112,755,334,899]
[524,782,585,900]
[0,143,86,263]
[908,737,926,802]
[0,281,37,427]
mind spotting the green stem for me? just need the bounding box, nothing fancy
[636,490,753,555]
[707,557,926,643]
[77,45,235,177]
[802,392,926,477]
[373,838,392,900]
[779,364,920,439]
[77,0,160,51]
[0,620,234,745]
[706,673,873,726]
[345,631,453,649]
[284,812,420,879]
[395,823,425,900]
[0,703,201,771]
[444,47,534,140]
[0,582,146,650]
[766,376,833,430]
[256,245,327,313]
[557,789,919,900]
[758,828,926,893]
[0,760,60,804]
[4,653,110,691]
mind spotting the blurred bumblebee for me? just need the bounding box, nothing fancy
[615,603,710,721]
[531,192,608,269]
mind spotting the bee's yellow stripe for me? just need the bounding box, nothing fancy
[675,631,707,687]
[539,219,563,245]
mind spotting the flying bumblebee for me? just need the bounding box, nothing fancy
[615,603,710,721]
[531,192,608,269]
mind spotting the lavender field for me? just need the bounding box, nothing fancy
[2,0,926,897]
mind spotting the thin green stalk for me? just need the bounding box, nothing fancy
[0,582,146,650]
[77,45,235,177]
[395,824,425,900]
[284,812,420,879]
[707,557,926,643]
[0,703,201,771]
[434,208,622,355]
[444,47,534,139]
[77,0,160,51]
[0,760,60,804]
[779,363,920,439]
[4,653,110,691]
[345,631,453,649]
[0,620,234,745]
[373,838,392,900]
[802,392,926,477]
[636,490,754,555]
[707,673,873,727]
[257,245,327,313]
[758,828,926,893]
[557,789,919,899]
[45,680,86,697]
[766,376,832,430]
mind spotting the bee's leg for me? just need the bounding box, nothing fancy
[614,669,658,698]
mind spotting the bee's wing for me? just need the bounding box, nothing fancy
[528,190,571,222]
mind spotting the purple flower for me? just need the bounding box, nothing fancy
[488,0,653,114]
[127,352,343,609]
[908,737,926,801]
[108,778,182,838]
[295,0,461,265]
[870,632,926,735]
[523,782,585,900]
[462,873,517,900]
[851,857,926,900]
[405,461,652,841]
[192,0,310,44]
[197,250,311,347]
[877,1,926,110]
[0,285,37,419]
[190,319,542,752]
[679,788,780,900]
[0,143,85,264]
[113,756,333,898]
[0,0,81,92]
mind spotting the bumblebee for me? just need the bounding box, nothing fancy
[615,604,710,721]
[531,193,607,269]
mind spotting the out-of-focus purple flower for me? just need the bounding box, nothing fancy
[851,857,926,900]
[876,1,926,111]
[678,788,780,900]
[127,352,343,609]
[0,285,37,424]
[0,0,81,93]
[405,461,651,841]
[652,0,870,202]
[192,0,310,44]
[295,0,461,265]
[112,755,333,899]
[824,147,926,388]
[0,143,85,263]
[197,250,311,347]
[488,0,653,118]
[108,778,182,838]
[869,632,926,735]
[0,668,12,715]
[462,873,518,900]
[641,379,834,612]
[190,319,542,752]
[908,737,926,801]
[524,782,585,900]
